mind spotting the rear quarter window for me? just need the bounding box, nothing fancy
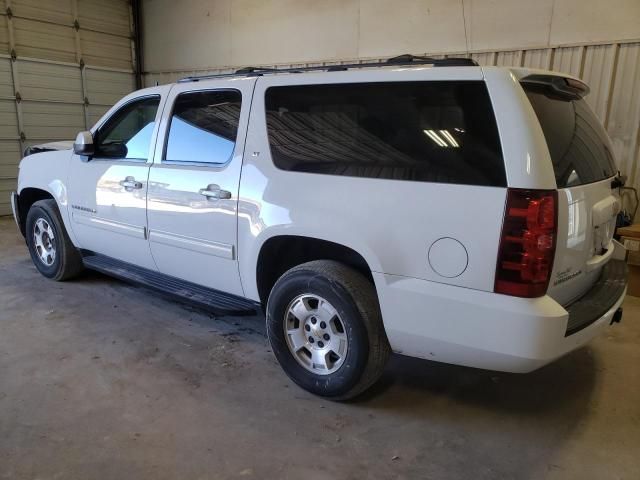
[264,81,506,187]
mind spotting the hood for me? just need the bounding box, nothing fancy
[24,140,74,157]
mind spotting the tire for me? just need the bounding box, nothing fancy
[25,199,84,281]
[266,260,390,400]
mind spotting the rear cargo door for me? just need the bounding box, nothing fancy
[522,80,619,306]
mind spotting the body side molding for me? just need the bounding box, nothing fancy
[149,230,235,260]
[73,213,147,239]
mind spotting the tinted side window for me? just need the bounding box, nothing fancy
[264,81,505,187]
[165,90,242,165]
[523,85,616,188]
[96,96,160,160]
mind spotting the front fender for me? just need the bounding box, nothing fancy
[17,150,78,247]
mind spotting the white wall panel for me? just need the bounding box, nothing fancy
[143,0,640,73]
[230,0,359,66]
[550,0,640,45]
[359,0,466,57]
[463,0,554,51]
[143,0,232,72]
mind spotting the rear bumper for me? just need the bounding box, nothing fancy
[374,264,627,373]
[565,259,627,335]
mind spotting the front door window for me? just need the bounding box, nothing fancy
[94,96,160,161]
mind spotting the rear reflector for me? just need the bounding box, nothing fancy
[494,189,558,298]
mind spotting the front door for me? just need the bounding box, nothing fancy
[146,79,256,295]
[67,93,166,270]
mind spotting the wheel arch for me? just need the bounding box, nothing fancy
[16,187,56,237]
[255,235,378,307]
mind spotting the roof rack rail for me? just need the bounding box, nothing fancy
[386,54,477,67]
[234,66,279,75]
[178,54,478,83]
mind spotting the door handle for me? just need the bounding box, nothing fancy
[199,184,232,200]
[119,176,143,190]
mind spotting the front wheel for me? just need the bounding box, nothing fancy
[266,260,390,400]
[25,199,84,281]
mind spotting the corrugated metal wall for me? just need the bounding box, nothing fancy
[145,39,640,217]
[0,0,136,215]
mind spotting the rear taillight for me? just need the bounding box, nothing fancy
[494,189,558,298]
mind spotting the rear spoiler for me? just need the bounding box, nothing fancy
[520,74,589,100]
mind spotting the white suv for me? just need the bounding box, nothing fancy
[10,56,628,399]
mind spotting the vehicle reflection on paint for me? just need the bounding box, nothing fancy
[147,181,211,211]
[237,163,290,238]
[146,179,236,215]
[94,164,147,210]
[565,188,586,250]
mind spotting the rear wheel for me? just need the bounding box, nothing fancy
[266,260,390,400]
[26,199,84,281]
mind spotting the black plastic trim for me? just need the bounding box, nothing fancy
[82,252,260,316]
[564,259,627,336]
[10,191,22,235]
[179,55,478,83]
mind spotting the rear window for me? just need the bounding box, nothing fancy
[264,81,506,187]
[523,84,616,188]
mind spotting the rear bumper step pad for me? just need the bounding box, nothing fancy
[564,259,627,336]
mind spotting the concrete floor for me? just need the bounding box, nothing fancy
[0,217,639,480]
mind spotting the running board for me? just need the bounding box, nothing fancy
[82,253,260,316]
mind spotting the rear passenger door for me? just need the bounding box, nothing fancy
[146,79,256,296]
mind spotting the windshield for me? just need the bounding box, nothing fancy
[523,83,616,188]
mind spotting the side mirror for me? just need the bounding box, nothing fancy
[99,142,128,158]
[73,131,94,159]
